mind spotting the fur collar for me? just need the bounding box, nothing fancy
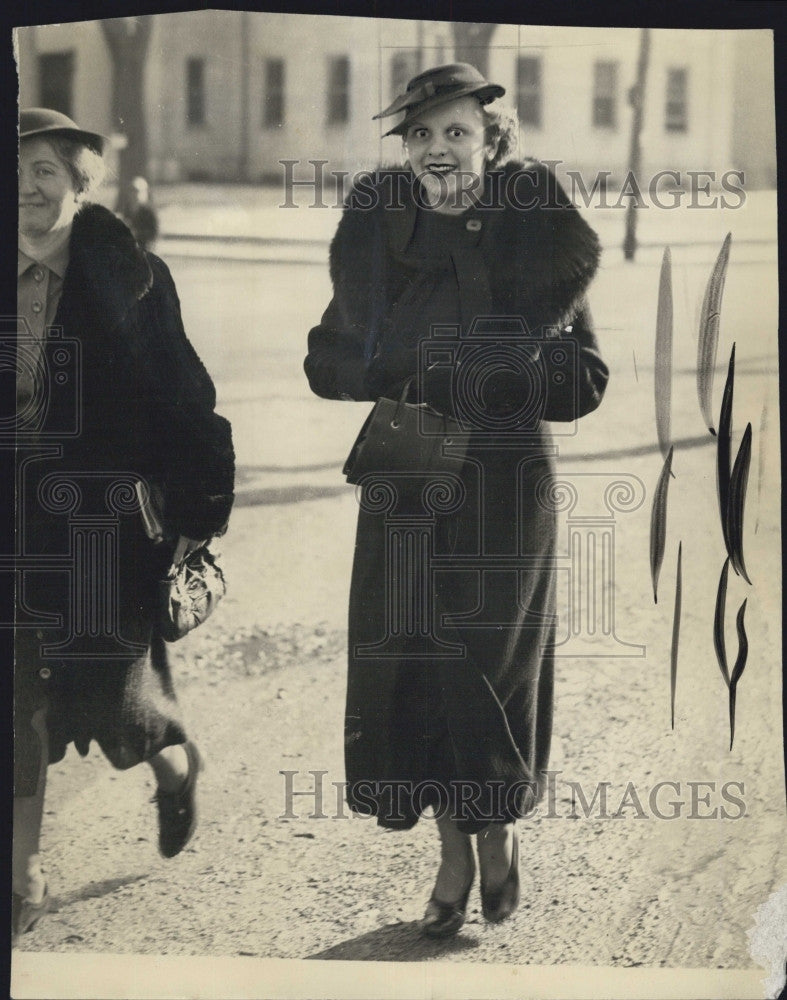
[330,160,601,335]
[66,203,153,328]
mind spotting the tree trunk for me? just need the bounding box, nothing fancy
[100,17,152,216]
[451,23,497,77]
[623,28,651,261]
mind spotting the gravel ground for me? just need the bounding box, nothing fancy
[11,192,786,997]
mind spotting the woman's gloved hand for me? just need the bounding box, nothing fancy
[421,363,457,416]
[422,342,544,421]
[172,536,209,565]
[364,346,417,399]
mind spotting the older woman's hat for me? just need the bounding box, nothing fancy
[19,108,106,155]
[374,63,505,137]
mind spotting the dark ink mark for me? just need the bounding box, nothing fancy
[650,445,674,604]
[696,232,732,435]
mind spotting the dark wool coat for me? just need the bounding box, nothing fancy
[15,204,234,794]
[305,162,608,833]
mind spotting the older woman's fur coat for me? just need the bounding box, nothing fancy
[15,204,234,790]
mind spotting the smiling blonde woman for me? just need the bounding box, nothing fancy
[305,64,609,938]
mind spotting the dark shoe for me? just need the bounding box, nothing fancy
[421,859,476,939]
[12,884,50,945]
[481,830,520,923]
[153,741,202,858]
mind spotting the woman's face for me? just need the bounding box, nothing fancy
[18,137,80,240]
[403,96,497,213]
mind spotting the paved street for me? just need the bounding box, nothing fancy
[12,189,785,996]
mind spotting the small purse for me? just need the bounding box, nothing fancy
[343,378,468,485]
[159,546,226,643]
[135,481,227,642]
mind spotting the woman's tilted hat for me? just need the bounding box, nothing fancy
[374,62,506,137]
[19,108,106,155]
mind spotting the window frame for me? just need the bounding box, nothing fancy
[517,54,543,128]
[326,55,350,126]
[665,67,689,133]
[262,57,286,129]
[592,60,618,129]
[186,56,206,128]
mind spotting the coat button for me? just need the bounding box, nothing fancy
[33,267,44,282]
[466,219,482,231]
[39,667,51,680]
[32,300,43,314]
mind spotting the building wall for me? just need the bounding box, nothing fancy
[16,19,112,130]
[731,30,777,189]
[15,15,776,190]
[147,10,246,181]
[485,26,737,188]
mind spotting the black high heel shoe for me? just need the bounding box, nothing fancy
[421,858,476,939]
[480,831,520,923]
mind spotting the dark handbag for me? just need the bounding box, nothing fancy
[159,546,226,643]
[343,378,468,485]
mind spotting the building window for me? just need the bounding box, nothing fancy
[390,51,419,100]
[186,57,206,127]
[592,60,618,128]
[39,51,75,118]
[665,68,688,132]
[327,56,350,125]
[517,55,542,127]
[263,58,285,128]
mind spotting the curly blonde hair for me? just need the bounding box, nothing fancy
[482,99,521,168]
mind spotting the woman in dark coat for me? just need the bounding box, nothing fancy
[13,109,234,942]
[304,65,608,938]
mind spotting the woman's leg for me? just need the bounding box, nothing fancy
[148,743,190,792]
[476,820,516,889]
[148,741,203,858]
[12,707,48,903]
[476,820,520,923]
[432,811,475,901]
[421,811,476,937]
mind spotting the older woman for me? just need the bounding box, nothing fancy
[305,65,608,937]
[13,109,234,942]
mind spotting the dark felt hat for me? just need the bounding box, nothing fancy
[19,108,106,155]
[374,63,505,137]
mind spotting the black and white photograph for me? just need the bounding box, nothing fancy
[5,2,786,998]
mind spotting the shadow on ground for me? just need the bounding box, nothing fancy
[307,919,481,961]
[54,873,150,908]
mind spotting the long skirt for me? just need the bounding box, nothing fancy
[344,441,557,834]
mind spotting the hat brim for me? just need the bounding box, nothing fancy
[381,83,505,138]
[20,123,106,156]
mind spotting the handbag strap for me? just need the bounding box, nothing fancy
[390,376,416,428]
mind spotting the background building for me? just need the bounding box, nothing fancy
[15,13,776,189]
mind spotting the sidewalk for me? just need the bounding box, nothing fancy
[99,181,778,266]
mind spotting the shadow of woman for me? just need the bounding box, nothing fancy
[54,873,150,909]
[307,919,481,962]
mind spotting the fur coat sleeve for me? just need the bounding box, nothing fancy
[59,204,235,540]
[136,253,235,538]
